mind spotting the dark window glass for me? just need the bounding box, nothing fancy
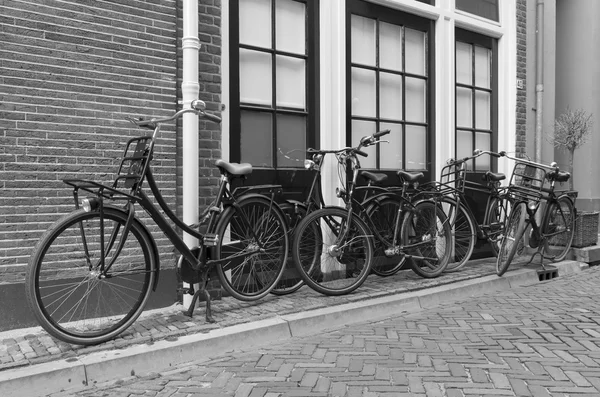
[456,0,499,22]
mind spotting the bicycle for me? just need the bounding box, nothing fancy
[272,145,402,294]
[291,131,452,296]
[495,152,576,276]
[418,149,514,272]
[25,99,289,345]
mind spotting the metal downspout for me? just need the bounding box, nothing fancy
[535,0,544,163]
[182,0,200,309]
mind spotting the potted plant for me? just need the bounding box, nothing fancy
[550,107,597,248]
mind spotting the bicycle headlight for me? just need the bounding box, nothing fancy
[527,200,538,212]
[81,197,100,212]
[304,159,315,170]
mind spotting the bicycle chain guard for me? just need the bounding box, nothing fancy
[177,247,202,284]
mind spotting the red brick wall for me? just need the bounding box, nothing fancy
[0,0,181,281]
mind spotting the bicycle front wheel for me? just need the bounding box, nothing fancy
[292,207,374,296]
[402,201,451,278]
[215,196,288,301]
[486,195,513,256]
[270,202,306,295]
[543,195,575,262]
[25,208,155,345]
[496,202,527,276]
[439,197,476,272]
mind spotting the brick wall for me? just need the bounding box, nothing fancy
[516,0,527,156]
[0,0,180,282]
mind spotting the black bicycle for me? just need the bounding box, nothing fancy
[496,152,576,276]
[25,100,289,345]
[291,131,452,296]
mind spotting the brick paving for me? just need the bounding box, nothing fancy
[46,264,600,397]
[0,258,507,373]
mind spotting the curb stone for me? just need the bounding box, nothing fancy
[0,260,588,397]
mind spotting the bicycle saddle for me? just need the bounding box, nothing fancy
[396,171,424,183]
[483,171,505,182]
[360,171,388,184]
[214,159,252,176]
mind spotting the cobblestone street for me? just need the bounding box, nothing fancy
[51,265,600,397]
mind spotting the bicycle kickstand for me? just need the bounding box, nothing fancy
[183,273,216,323]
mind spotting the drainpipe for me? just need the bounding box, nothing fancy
[535,0,544,163]
[182,0,200,309]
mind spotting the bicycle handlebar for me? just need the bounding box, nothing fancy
[306,129,390,159]
[128,99,222,128]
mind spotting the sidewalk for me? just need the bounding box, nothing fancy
[0,257,589,397]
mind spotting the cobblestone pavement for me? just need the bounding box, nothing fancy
[0,258,509,372]
[48,264,600,397]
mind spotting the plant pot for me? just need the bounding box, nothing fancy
[571,211,599,248]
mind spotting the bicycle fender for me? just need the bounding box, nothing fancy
[103,205,161,292]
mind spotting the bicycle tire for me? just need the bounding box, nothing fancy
[496,202,527,276]
[439,197,477,272]
[403,200,452,278]
[25,208,156,345]
[542,195,575,262]
[486,196,513,257]
[292,206,374,296]
[365,196,407,277]
[270,202,306,295]
[215,195,288,301]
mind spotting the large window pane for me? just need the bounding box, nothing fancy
[405,77,426,122]
[276,0,305,54]
[475,132,491,171]
[379,22,402,71]
[456,130,472,169]
[475,46,491,88]
[475,90,490,129]
[405,28,426,76]
[456,0,499,22]
[277,114,306,167]
[276,55,305,109]
[240,49,272,106]
[456,42,472,85]
[405,125,426,170]
[456,87,472,128]
[351,67,376,117]
[241,111,272,167]
[240,0,271,48]
[379,72,403,120]
[380,122,402,170]
[352,120,376,169]
[351,15,376,66]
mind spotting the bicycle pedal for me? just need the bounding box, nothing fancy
[204,233,219,246]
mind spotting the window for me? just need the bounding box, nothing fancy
[347,1,432,173]
[230,0,319,169]
[456,0,499,22]
[455,29,497,171]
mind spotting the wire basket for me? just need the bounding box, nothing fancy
[437,162,467,196]
[508,161,548,202]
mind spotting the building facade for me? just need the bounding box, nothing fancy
[1,0,533,330]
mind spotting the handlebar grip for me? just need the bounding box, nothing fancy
[373,129,391,138]
[489,152,501,158]
[356,149,368,158]
[202,112,222,124]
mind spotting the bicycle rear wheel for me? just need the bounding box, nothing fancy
[402,201,451,278]
[292,207,374,296]
[270,202,306,295]
[542,195,575,262]
[439,197,476,272]
[25,208,155,345]
[496,202,527,276]
[215,196,288,301]
[365,197,407,277]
